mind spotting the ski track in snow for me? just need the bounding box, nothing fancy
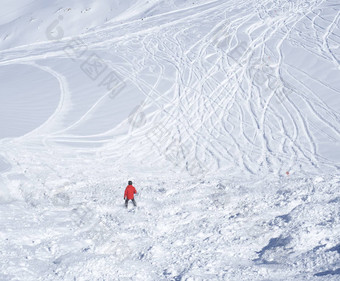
[0,0,340,280]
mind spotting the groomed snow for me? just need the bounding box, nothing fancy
[0,0,339,280]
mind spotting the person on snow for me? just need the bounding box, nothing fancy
[124,181,137,208]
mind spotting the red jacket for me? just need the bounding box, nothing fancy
[124,185,137,200]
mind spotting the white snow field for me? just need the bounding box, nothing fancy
[0,0,340,280]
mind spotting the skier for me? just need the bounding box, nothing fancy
[124,181,137,208]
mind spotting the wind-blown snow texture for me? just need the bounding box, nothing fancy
[0,0,339,280]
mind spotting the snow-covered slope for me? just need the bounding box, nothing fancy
[0,0,210,51]
[0,0,339,280]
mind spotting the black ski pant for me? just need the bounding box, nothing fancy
[125,198,136,208]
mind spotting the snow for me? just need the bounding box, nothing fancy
[0,0,340,280]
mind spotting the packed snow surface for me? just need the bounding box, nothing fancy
[0,0,339,280]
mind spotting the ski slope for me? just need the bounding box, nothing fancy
[0,0,339,280]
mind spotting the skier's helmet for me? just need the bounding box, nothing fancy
[128,180,133,185]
